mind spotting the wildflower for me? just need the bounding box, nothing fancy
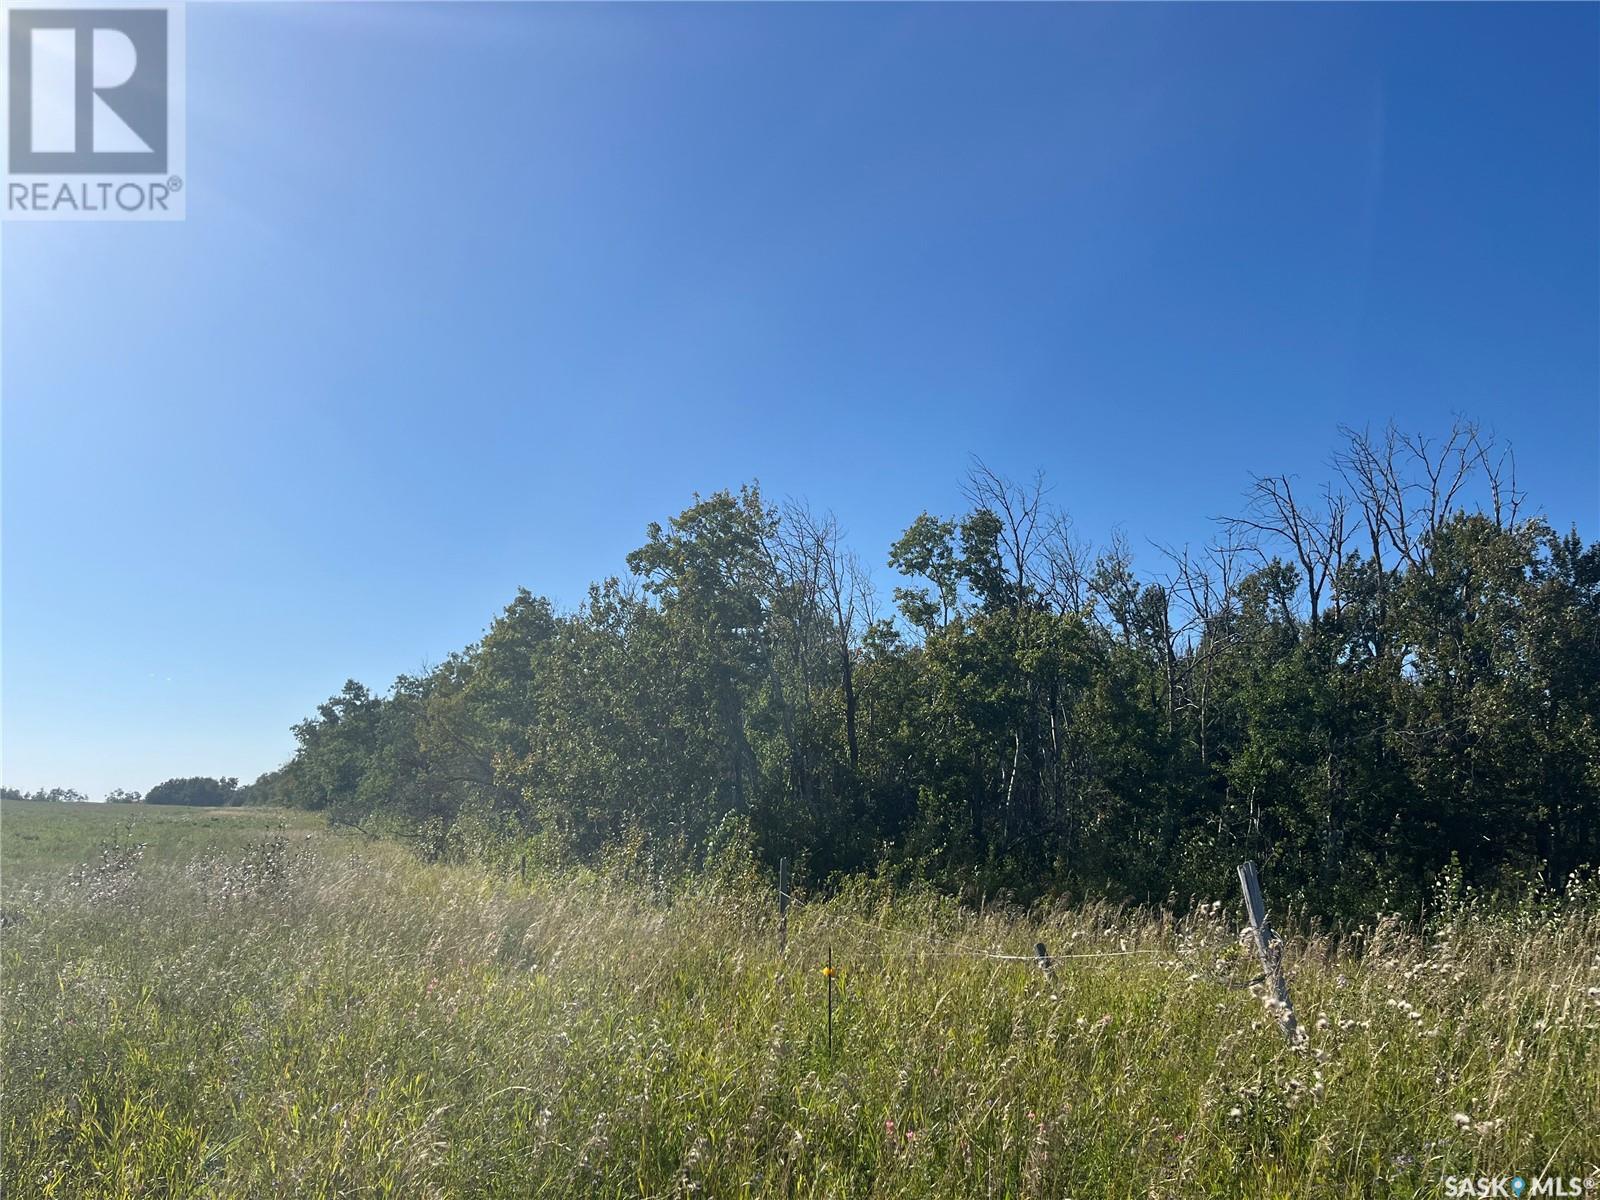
[1452,1112,1473,1130]
[1227,1107,1243,1118]
[821,966,837,979]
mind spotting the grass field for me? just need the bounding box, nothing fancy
[2,799,1597,1198]
[0,800,332,883]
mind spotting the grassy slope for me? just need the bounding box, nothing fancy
[2,800,1596,1199]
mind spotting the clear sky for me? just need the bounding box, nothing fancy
[3,2,1597,798]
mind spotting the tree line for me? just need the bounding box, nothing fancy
[245,422,1600,920]
[1,786,95,805]
[0,779,240,806]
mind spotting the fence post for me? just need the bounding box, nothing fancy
[519,853,527,884]
[778,856,789,954]
[1237,861,1299,1042]
[1034,942,1054,975]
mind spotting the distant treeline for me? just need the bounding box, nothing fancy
[1,779,239,806]
[245,422,1600,920]
[1,786,94,805]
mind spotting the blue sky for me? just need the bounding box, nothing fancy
[3,2,1596,798]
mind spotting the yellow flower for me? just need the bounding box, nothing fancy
[821,966,837,979]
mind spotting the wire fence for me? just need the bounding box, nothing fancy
[777,887,1268,992]
[784,889,1166,963]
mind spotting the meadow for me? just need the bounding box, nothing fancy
[2,798,1597,1199]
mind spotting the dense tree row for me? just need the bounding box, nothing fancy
[144,777,241,807]
[249,423,1600,919]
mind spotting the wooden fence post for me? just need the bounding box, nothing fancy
[1238,861,1299,1042]
[1034,942,1054,975]
[778,856,789,954]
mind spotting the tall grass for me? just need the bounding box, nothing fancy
[2,818,1597,1198]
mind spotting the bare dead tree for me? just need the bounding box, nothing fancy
[1336,418,1512,573]
[780,502,873,769]
[1039,508,1094,615]
[963,460,1049,609]
[1335,425,1407,661]
[1474,433,1526,531]
[1336,424,1396,570]
[1401,421,1482,559]
[1156,536,1248,762]
[1224,474,1349,631]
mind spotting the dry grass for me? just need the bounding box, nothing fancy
[2,802,1597,1198]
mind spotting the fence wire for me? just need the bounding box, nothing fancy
[777,889,1270,994]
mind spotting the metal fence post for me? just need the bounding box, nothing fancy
[1238,861,1299,1042]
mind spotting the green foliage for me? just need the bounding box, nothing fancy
[249,425,1599,923]
[1,785,90,804]
[144,776,240,807]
